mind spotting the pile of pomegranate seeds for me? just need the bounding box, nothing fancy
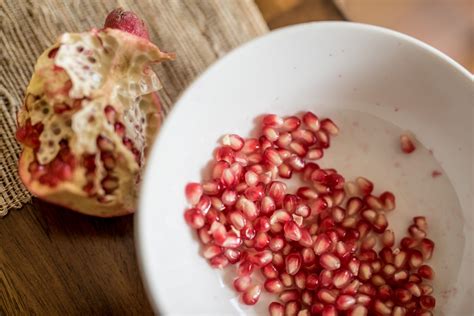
[184,112,435,315]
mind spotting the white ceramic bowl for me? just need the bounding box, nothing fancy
[137,22,473,315]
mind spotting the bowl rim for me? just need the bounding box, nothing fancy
[135,21,472,313]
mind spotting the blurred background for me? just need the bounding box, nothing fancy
[256,0,473,72]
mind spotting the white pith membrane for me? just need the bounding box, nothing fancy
[17,28,174,216]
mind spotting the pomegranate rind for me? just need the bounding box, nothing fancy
[17,28,174,217]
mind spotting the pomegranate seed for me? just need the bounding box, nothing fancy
[405,282,422,297]
[209,255,229,269]
[281,116,301,131]
[222,134,244,151]
[318,289,338,304]
[302,112,320,131]
[210,197,225,211]
[184,208,205,229]
[285,253,302,275]
[294,271,306,289]
[285,301,301,316]
[282,194,299,213]
[235,197,257,219]
[247,152,263,164]
[233,276,252,292]
[242,284,261,305]
[301,290,313,306]
[361,235,377,251]
[241,223,256,240]
[305,148,323,160]
[407,249,423,269]
[244,184,265,202]
[400,236,419,250]
[393,270,409,283]
[361,209,376,223]
[408,273,422,283]
[333,269,352,288]
[311,303,324,314]
[380,229,395,247]
[202,180,221,196]
[195,195,211,214]
[202,245,223,259]
[342,279,361,295]
[280,289,299,302]
[373,213,388,233]
[254,216,270,232]
[413,216,428,230]
[198,227,211,244]
[241,138,260,154]
[365,195,383,210]
[280,272,294,288]
[229,211,246,230]
[420,284,433,295]
[215,146,235,164]
[221,190,237,206]
[358,262,373,281]
[218,232,242,248]
[254,232,270,250]
[320,253,341,270]
[263,114,283,127]
[269,302,285,316]
[270,210,291,225]
[285,155,304,171]
[392,306,406,316]
[212,161,229,179]
[296,187,318,200]
[394,288,412,304]
[409,225,426,240]
[284,221,302,241]
[380,191,396,210]
[418,265,434,280]
[347,257,360,276]
[268,236,285,252]
[379,247,394,264]
[291,128,315,144]
[347,305,368,316]
[319,269,334,287]
[336,294,356,310]
[313,233,331,255]
[315,130,330,148]
[298,228,313,248]
[322,305,337,316]
[358,283,376,296]
[420,295,436,309]
[393,250,408,269]
[400,134,416,153]
[224,248,241,263]
[262,126,279,142]
[267,181,287,203]
[305,273,319,290]
[374,299,392,315]
[289,141,307,157]
[237,260,254,276]
[356,177,373,196]
[420,238,434,260]
[294,204,310,218]
[331,206,345,223]
[234,152,249,166]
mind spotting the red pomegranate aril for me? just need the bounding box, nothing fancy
[294,271,307,289]
[296,187,318,200]
[253,216,270,232]
[348,305,368,316]
[233,276,252,292]
[418,265,434,280]
[222,134,244,151]
[284,221,302,242]
[356,177,373,196]
[420,238,434,260]
[374,299,392,315]
[286,155,305,171]
[358,283,376,296]
[400,237,419,250]
[392,306,406,316]
[305,273,319,290]
[379,247,394,264]
[413,216,428,230]
[270,210,291,226]
[210,197,225,211]
[253,232,270,250]
[221,189,237,206]
[277,163,292,179]
[405,282,422,297]
[377,284,393,301]
[298,228,313,248]
[380,191,396,210]
[365,195,383,210]
[272,252,285,270]
[393,250,408,269]
[242,284,261,305]
[408,273,422,284]
[234,152,249,166]
[198,227,211,244]
[302,112,320,131]
[263,148,282,166]
[313,233,331,255]
[294,204,310,218]
[288,141,307,157]
[279,272,294,287]
[215,146,235,164]
[202,244,223,259]
[371,259,383,273]
[318,289,338,304]
[218,232,242,248]
[209,255,229,269]
[244,184,264,202]
[394,288,412,303]
[361,209,376,223]
[202,180,221,196]
[285,253,302,275]
[315,129,330,148]
[263,126,279,142]
[333,269,352,288]
[320,118,339,135]
[220,168,235,187]
[285,300,301,316]
[263,114,283,127]
[420,284,433,295]
[359,249,377,262]
[320,253,341,271]
[336,294,356,310]
[279,289,299,302]
[420,295,436,310]
[319,268,334,287]
[373,213,388,233]
[281,116,301,131]
[241,223,256,240]
[195,195,211,214]
[393,270,409,283]
[212,160,229,179]
[331,206,345,223]
[224,248,241,264]
[241,138,259,154]
[382,264,396,277]
[229,211,246,230]
[283,194,299,213]
[408,249,423,268]
[342,279,361,295]
[247,152,263,164]
[237,260,254,276]
[322,305,337,316]
[381,229,395,247]
[267,236,285,253]
[267,181,287,203]
[409,225,427,240]
[400,134,416,153]
[269,302,285,316]
[358,263,373,281]
[184,208,205,229]
[300,247,315,265]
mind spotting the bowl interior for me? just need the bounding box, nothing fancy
[138,22,472,315]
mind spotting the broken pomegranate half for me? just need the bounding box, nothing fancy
[16,8,174,217]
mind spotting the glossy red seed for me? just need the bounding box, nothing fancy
[284,221,302,241]
[233,276,252,292]
[420,295,436,310]
[320,118,339,135]
[414,216,428,230]
[209,255,229,269]
[320,253,341,270]
[317,289,338,304]
[263,114,284,127]
[285,253,302,275]
[380,191,396,210]
[305,273,319,290]
[195,195,211,214]
[269,302,285,316]
[418,265,434,280]
[322,305,337,316]
[222,134,244,151]
[313,233,331,255]
[294,271,307,289]
[202,244,223,259]
[394,288,412,303]
[347,305,368,316]
[242,284,261,305]
[302,112,320,131]
[215,146,235,164]
[374,299,392,315]
[280,289,299,302]
[405,282,422,297]
[336,295,356,311]
[202,180,221,196]
[198,227,211,244]
[224,248,241,263]
[400,134,416,153]
[267,181,287,203]
[420,238,435,260]
[365,195,383,210]
[263,278,284,293]
[409,224,427,240]
[356,177,373,196]
[315,130,330,148]
[229,211,246,230]
[333,269,352,288]
[184,208,205,229]
[185,183,203,205]
[237,260,254,276]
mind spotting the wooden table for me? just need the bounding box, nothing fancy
[0,1,343,314]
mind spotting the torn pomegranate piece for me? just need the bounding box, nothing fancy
[184,112,436,314]
[16,9,174,217]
